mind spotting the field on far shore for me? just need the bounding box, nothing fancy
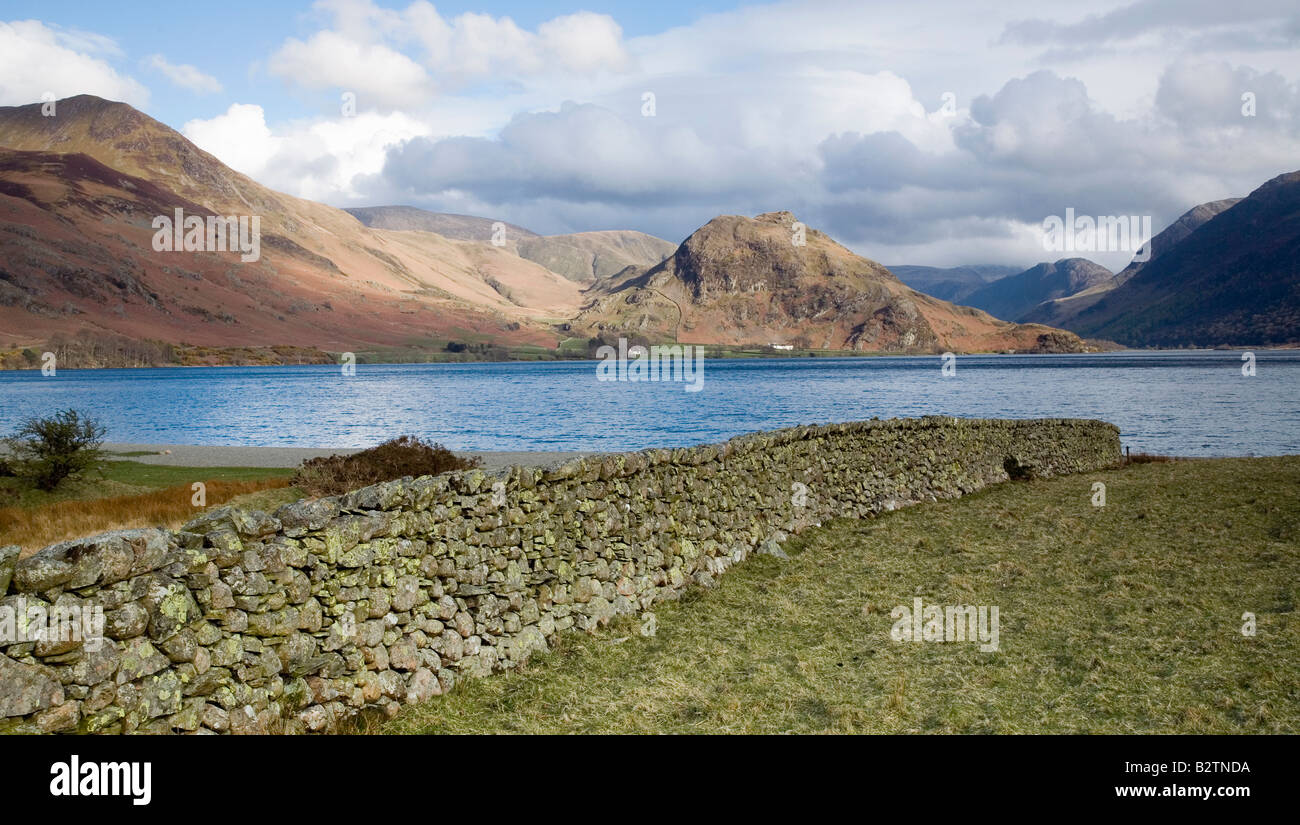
[377,456,1300,734]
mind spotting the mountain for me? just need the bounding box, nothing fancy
[888,264,1019,303]
[0,96,582,354]
[1021,198,1241,329]
[349,205,675,283]
[1061,174,1300,347]
[956,258,1113,322]
[568,211,1092,353]
[515,231,677,283]
[344,206,538,241]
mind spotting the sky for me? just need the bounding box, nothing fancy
[1,0,1298,270]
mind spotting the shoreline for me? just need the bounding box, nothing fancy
[4,346,1298,374]
[101,443,592,471]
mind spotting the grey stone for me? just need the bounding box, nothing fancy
[0,653,63,717]
[0,545,18,594]
[274,497,341,535]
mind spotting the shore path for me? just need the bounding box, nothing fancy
[101,443,592,471]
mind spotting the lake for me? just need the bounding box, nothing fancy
[0,351,1297,456]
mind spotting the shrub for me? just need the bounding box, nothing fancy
[4,409,107,491]
[292,436,481,497]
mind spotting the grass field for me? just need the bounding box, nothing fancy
[381,456,1300,734]
[0,460,297,553]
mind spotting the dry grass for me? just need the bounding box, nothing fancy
[2,477,293,556]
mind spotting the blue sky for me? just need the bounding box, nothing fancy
[2,1,1298,268]
[3,0,751,125]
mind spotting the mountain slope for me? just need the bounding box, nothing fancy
[888,264,1019,303]
[955,258,1112,322]
[0,96,582,351]
[344,206,538,242]
[1022,198,1241,329]
[349,204,675,283]
[1065,174,1300,346]
[569,212,1091,353]
[515,231,677,282]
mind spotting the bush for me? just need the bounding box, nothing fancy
[292,436,481,497]
[4,409,107,491]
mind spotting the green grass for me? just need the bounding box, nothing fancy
[556,337,591,354]
[382,456,1300,734]
[0,460,294,509]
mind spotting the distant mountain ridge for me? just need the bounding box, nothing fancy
[1021,198,1242,329]
[347,205,676,283]
[344,206,538,241]
[957,258,1113,323]
[888,264,1020,303]
[515,231,677,283]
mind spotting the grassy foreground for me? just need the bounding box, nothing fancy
[382,456,1300,734]
[0,460,297,553]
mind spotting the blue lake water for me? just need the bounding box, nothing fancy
[0,351,1297,456]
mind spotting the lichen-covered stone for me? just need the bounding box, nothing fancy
[275,498,341,535]
[0,653,64,717]
[0,545,19,594]
[4,417,1119,734]
[13,555,74,592]
[115,637,171,685]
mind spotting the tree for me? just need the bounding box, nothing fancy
[4,409,107,491]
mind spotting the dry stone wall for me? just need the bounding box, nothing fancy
[0,416,1119,734]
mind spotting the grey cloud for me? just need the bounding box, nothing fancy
[1155,59,1299,128]
[369,66,1297,268]
[815,69,1292,254]
[1000,0,1295,46]
[380,101,780,208]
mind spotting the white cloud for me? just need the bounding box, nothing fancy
[0,19,147,106]
[145,54,222,94]
[269,31,435,108]
[182,104,280,179]
[183,103,431,202]
[266,0,630,104]
[534,12,630,74]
